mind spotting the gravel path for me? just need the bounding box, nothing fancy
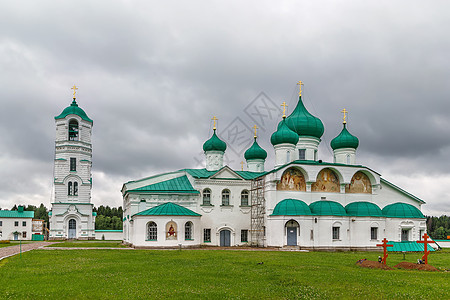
[0,242,59,261]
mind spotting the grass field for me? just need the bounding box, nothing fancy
[47,240,127,248]
[0,248,449,299]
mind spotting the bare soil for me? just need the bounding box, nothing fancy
[394,262,439,272]
[356,259,393,270]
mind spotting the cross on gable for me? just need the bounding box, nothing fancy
[281,101,288,118]
[297,81,304,96]
[252,125,258,138]
[211,116,218,130]
[341,108,348,124]
[71,85,78,99]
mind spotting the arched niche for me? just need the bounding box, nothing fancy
[277,168,306,191]
[345,171,372,194]
[165,221,178,240]
[311,168,340,193]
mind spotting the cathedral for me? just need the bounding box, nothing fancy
[121,83,427,249]
[48,83,427,249]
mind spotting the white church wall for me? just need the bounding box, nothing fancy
[377,181,423,209]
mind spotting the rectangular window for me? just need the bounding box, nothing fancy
[419,230,424,240]
[299,149,306,160]
[241,230,248,242]
[401,229,409,241]
[371,227,378,240]
[22,232,27,238]
[22,221,26,226]
[332,227,340,240]
[15,221,19,227]
[70,158,76,171]
[0,221,2,226]
[203,228,211,242]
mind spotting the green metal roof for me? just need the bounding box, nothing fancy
[345,202,383,217]
[271,118,299,146]
[284,96,324,138]
[203,129,227,152]
[182,168,265,180]
[309,200,347,216]
[92,212,97,216]
[330,123,359,150]
[55,99,93,123]
[0,210,34,218]
[271,199,312,216]
[244,137,267,160]
[381,178,425,204]
[382,202,425,218]
[387,241,435,252]
[128,176,199,194]
[134,202,201,217]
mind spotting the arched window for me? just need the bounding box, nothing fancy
[222,189,230,206]
[147,222,157,241]
[202,189,211,205]
[185,221,193,240]
[346,154,351,164]
[68,119,79,141]
[73,182,78,196]
[241,190,249,206]
[68,182,73,195]
[286,150,290,162]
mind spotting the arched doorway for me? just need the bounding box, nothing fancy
[68,219,77,239]
[220,229,231,247]
[286,220,299,246]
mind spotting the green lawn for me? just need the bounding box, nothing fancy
[48,240,127,248]
[0,241,38,248]
[0,249,449,299]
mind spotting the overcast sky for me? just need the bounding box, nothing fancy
[0,1,449,215]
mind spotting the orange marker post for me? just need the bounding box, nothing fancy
[417,233,435,264]
[376,238,393,264]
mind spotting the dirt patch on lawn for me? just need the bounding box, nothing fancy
[356,260,393,270]
[394,262,439,272]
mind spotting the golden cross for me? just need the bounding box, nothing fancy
[297,81,304,96]
[281,101,288,118]
[71,85,78,98]
[240,161,244,171]
[341,108,348,124]
[212,116,218,130]
[252,125,258,138]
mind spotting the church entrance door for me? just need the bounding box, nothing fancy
[220,230,231,247]
[68,219,77,239]
[287,227,297,245]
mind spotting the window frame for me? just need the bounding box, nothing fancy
[332,226,340,240]
[299,149,306,160]
[240,190,249,206]
[185,221,193,240]
[70,158,77,172]
[22,231,27,238]
[68,182,73,195]
[370,227,378,240]
[241,229,248,243]
[221,189,230,206]
[14,221,19,227]
[202,189,211,206]
[146,222,158,241]
[203,228,211,243]
[68,119,79,141]
[22,221,26,227]
[73,182,78,196]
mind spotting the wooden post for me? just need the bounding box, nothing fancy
[376,238,393,264]
[417,233,435,264]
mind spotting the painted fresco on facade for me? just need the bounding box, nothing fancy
[277,168,306,191]
[311,168,340,192]
[346,171,372,194]
[166,221,177,240]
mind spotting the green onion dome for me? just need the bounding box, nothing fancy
[55,99,93,123]
[309,200,347,216]
[244,137,267,160]
[203,129,227,152]
[330,124,359,150]
[271,118,299,146]
[284,96,324,138]
[271,199,312,216]
[382,203,425,218]
[345,202,383,217]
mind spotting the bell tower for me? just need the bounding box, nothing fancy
[49,86,96,240]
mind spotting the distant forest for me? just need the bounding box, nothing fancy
[5,204,123,230]
[1,205,449,239]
